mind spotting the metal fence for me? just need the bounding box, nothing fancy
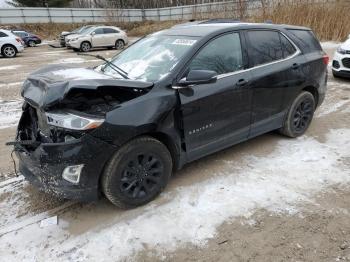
[0,0,340,24]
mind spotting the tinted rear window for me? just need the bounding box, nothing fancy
[247,30,283,66]
[287,29,321,53]
[0,32,8,37]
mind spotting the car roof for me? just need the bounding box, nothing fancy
[160,20,311,37]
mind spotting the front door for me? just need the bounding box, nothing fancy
[178,32,253,161]
[91,28,106,47]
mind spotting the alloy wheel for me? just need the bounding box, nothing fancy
[115,40,124,50]
[81,42,91,52]
[28,41,36,47]
[3,46,16,57]
[120,153,164,199]
[292,98,313,133]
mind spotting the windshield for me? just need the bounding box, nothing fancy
[102,34,198,82]
[73,26,93,35]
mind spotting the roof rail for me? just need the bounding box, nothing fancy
[200,18,241,24]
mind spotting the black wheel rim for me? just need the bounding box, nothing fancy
[120,153,163,199]
[293,98,313,133]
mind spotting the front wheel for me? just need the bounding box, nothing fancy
[102,136,173,208]
[279,91,315,138]
[80,41,91,52]
[28,40,36,47]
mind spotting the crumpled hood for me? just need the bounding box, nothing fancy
[21,65,153,109]
[340,38,350,50]
[65,33,82,41]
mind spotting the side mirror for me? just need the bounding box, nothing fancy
[176,70,217,87]
[91,31,96,36]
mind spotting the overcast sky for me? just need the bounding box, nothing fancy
[0,0,10,8]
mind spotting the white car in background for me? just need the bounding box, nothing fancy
[66,26,128,52]
[0,29,24,58]
[332,34,350,78]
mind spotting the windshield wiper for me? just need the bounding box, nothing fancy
[77,53,129,79]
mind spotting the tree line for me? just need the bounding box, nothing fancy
[7,0,250,8]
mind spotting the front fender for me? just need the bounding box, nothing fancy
[93,89,178,146]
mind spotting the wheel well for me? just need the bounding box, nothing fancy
[2,44,17,52]
[146,132,180,171]
[302,86,319,106]
[81,41,91,47]
[116,39,125,44]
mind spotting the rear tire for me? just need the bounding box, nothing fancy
[102,136,172,209]
[1,45,17,58]
[115,39,125,50]
[279,91,315,138]
[80,41,91,52]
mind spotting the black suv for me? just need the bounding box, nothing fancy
[12,21,328,208]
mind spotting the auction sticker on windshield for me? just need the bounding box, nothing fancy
[172,39,197,46]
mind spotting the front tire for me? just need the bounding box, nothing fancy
[279,91,315,138]
[80,41,91,52]
[102,136,173,209]
[1,45,17,58]
[28,40,36,47]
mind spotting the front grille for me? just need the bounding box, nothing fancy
[342,58,350,69]
[333,60,340,69]
[346,50,350,55]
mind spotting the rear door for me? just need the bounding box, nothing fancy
[244,29,305,137]
[103,28,119,46]
[0,31,8,48]
[178,32,253,161]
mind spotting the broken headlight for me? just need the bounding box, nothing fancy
[46,111,104,130]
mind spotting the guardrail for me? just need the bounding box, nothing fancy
[0,0,339,24]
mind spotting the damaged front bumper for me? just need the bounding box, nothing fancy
[14,108,117,201]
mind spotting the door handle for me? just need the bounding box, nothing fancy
[236,79,249,87]
[291,63,299,70]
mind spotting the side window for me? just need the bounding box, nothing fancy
[287,29,321,53]
[280,33,297,58]
[104,28,119,34]
[0,32,8,37]
[94,28,104,35]
[247,30,283,66]
[189,33,243,75]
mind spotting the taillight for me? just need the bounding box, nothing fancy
[15,38,21,43]
[323,55,330,65]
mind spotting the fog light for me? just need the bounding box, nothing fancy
[62,165,84,184]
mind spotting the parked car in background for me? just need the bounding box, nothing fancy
[59,25,96,47]
[0,29,24,58]
[12,21,328,208]
[332,34,350,78]
[66,26,128,52]
[12,30,42,47]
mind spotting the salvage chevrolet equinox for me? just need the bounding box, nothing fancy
[10,21,328,208]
